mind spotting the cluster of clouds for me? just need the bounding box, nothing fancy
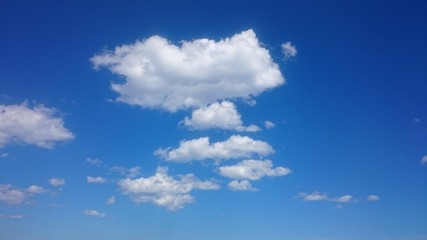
[0,184,46,205]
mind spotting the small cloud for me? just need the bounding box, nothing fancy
[413,118,421,123]
[333,195,353,203]
[83,209,106,218]
[86,157,104,167]
[183,101,260,132]
[0,153,8,158]
[263,121,276,129]
[9,214,25,219]
[281,41,297,60]
[219,159,291,181]
[227,180,257,191]
[110,166,140,178]
[421,155,427,165]
[106,196,115,205]
[298,191,354,203]
[26,185,46,194]
[0,102,74,148]
[49,178,65,186]
[367,194,380,201]
[87,176,107,184]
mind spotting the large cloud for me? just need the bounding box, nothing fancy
[91,29,284,112]
[155,135,274,163]
[118,167,219,211]
[182,101,260,132]
[219,159,291,180]
[0,103,74,148]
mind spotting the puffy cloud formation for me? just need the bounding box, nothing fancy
[118,167,219,211]
[298,192,354,203]
[0,184,45,204]
[228,180,257,191]
[155,135,274,163]
[49,178,65,186]
[0,103,74,148]
[87,176,108,184]
[219,159,291,180]
[91,29,284,112]
[183,101,260,132]
[367,194,380,201]
[83,209,106,218]
[421,155,427,165]
[281,41,297,60]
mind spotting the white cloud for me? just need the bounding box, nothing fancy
[86,157,104,167]
[0,184,45,204]
[421,155,427,165]
[49,178,65,186]
[219,159,291,180]
[367,194,380,201]
[263,121,276,129]
[227,180,257,191]
[298,192,329,201]
[118,167,219,211]
[87,176,108,184]
[333,195,353,203]
[0,153,8,158]
[83,209,106,218]
[91,29,284,112]
[183,101,260,132]
[0,103,74,148]
[298,192,354,203]
[26,185,46,194]
[0,214,26,219]
[110,166,141,178]
[155,135,274,163]
[281,41,297,60]
[106,196,115,205]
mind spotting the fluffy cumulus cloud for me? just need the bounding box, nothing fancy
[281,41,298,60]
[49,178,65,186]
[183,101,260,132]
[219,159,291,180]
[83,209,106,218]
[91,29,284,112]
[0,184,45,204]
[118,167,219,211]
[155,135,274,163]
[228,180,257,191]
[87,176,108,184]
[0,103,74,148]
[421,155,427,165]
[298,191,353,203]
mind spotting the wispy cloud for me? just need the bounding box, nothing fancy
[110,166,141,178]
[183,101,260,132]
[263,121,276,129]
[91,29,284,112]
[49,178,65,186]
[87,176,108,184]
[0,103,74,148]
[298,191,354,203]
[421,155,427,165]
[106,196,115,205]
[155,135,274,163]
[118,167,219,211]
[367,194,380,201]
[83,209,106,218]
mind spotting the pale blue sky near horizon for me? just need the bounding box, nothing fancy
[0,1,426,240]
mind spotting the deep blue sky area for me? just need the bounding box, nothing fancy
[0,1,426,240]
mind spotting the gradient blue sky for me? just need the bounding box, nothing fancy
[1,1,426,240]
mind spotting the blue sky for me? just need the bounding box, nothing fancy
[0,0,426,239]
